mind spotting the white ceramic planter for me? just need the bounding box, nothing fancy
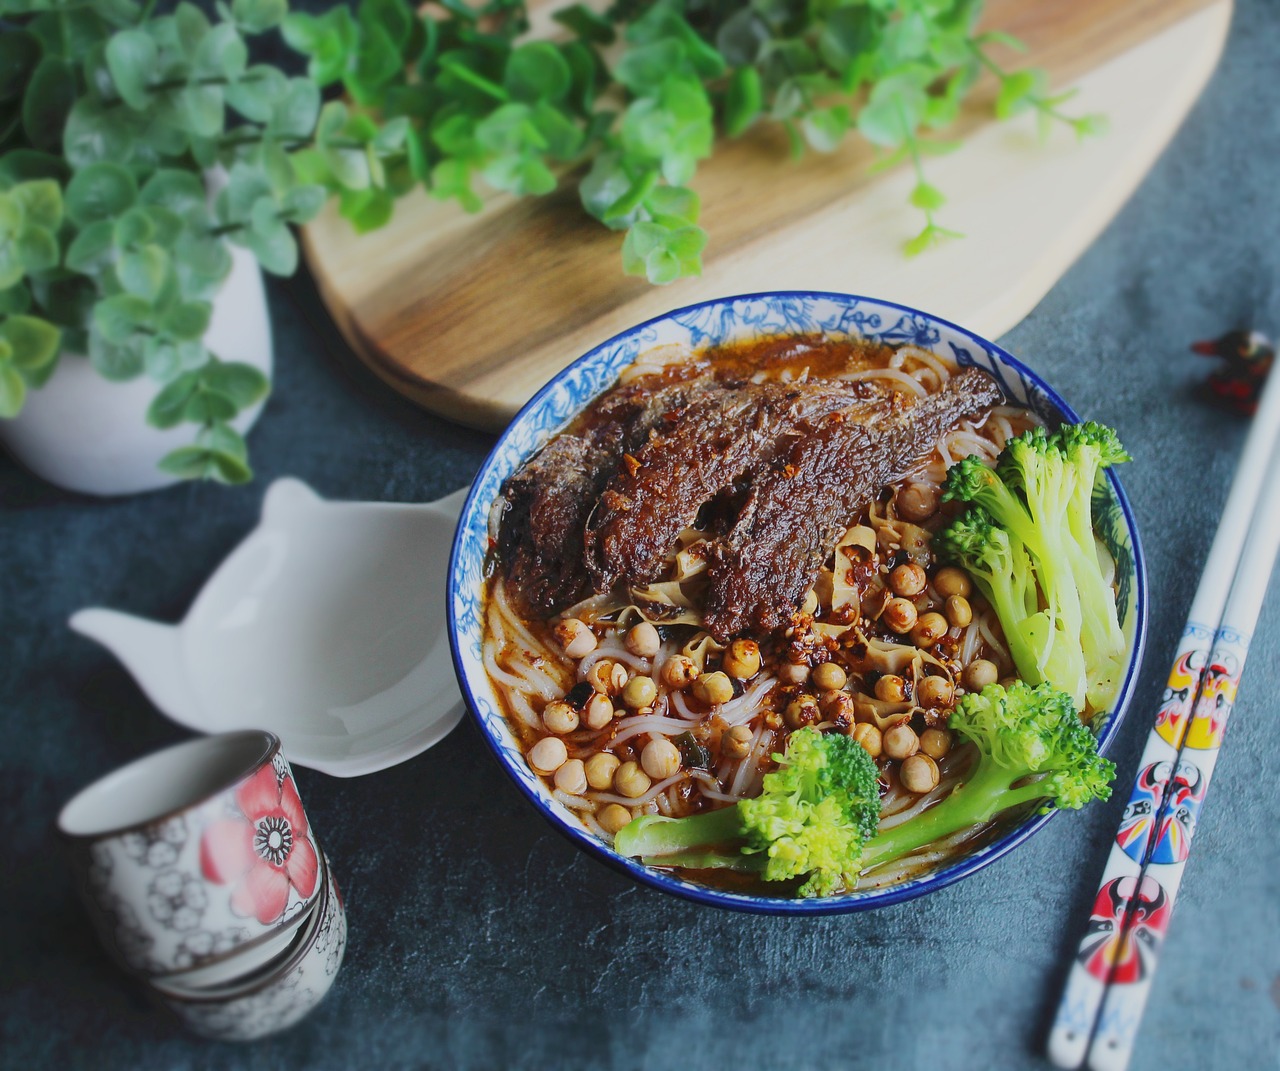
[0,244,272,496]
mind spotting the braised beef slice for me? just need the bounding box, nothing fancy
[583,379,884,592]
[702,368,1004,640]
[497,378,712,613]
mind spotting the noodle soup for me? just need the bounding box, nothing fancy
[479,331,1085,895]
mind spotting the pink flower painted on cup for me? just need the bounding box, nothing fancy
[200,767,319,925]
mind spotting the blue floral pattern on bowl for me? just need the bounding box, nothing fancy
[447,291,1148,915]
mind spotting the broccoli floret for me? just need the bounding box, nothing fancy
[613,728,881,897]
[941,423,1129,710]
[860,681,1115,869]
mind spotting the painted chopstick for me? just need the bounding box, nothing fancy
[1082,456,1280,1070]
[1047,366,1280,1069]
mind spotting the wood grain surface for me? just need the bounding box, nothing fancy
[302,0,1231,430]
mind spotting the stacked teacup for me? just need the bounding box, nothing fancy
[58,730,346,1040]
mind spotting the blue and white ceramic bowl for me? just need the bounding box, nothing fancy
[448,291,1148,915]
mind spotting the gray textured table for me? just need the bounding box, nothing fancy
[4,4,1279,1068]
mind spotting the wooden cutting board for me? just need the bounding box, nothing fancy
[302,0,1232,431]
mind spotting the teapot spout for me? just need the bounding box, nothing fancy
[70,608,201,728]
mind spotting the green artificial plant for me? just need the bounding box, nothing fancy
[0,0,1100,485]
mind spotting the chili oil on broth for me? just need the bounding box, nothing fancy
[482,333,1043,895]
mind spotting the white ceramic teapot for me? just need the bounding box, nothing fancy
[71,478,466,776]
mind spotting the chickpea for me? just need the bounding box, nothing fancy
[693,671,734,706]
[722,724,753,760]
[801,588,819,615]
[722,638,762,679]
[528,736,568,774]
[820,690,856,723]
[851,722,882,759]
[661,655,700,690]
[889,561,927,597]
[588,659,628,696]
[882,722,920,760]
[554,759,587,795]
[933,567,972,599]
[641,738,682,780]
[584,752,621,790]
[779,662,810,685]
[963,659,999,691]
[898,482,939,522]
[621,675,658,710]
[613,760,652,798]
[624,622,661,658]
[542,700,579,735]
[919,727,953,760]
[785,694,821,730]
[583,692,615,730]
[912,611,949,648]
[882,597,918,634]
[917,675,954,709]
[944,595,973,629]
[599,803,632,835]
[900,753,940,794]
[554,618,597,659]
[812,661,847,692]
[874,674,907,703]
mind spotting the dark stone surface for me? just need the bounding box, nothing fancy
[4,3,1280,1068]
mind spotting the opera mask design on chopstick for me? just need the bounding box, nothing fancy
[1077,875,1172,985]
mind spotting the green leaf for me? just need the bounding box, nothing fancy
[159,300,212,341]
[203,360,268,408]
[94,292,151,344]
[268,78,320,139]
[63,97,138,168]
[16,225,58,273]
[66,163,138,227]
[0,283,30,315]
[615,40,684,95]
[174,85,225,138]
[242,218,296,275]
[802,105,849,153]
[113,206,155,248]
[174,231,233,289]
[0,31,41,104]
[338,186,394,232]
[89,327,146,380]
[174,2,212,57]
[140,170,207,219]
[23,57,76,151]
[118,245,169,300]
[0,362,24,417]
[105,29,157,110]
[504,43,571,105]
[553,4,615,45]
[157,442,251,482]
[281,184,327,223]
[219,163,273,223]
[724,66,762,138]
[903,222,963,258]
[909,181,946,212]
[350,23,402,100]
[995,69,1043,120]
[195,24,248,82]
[198,421,248,461]
[1072,113,1109,139]
[0,314,61,371]
[226,64,288,123]
[360,0,412,48]
[183,385,238,423]
[232,0,287,34]
[10,180,62,231]
[645,185,698,226]
[0,151,69,188]
[146,369,200,427]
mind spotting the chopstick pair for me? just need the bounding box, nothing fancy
[1047,361,1280,1071]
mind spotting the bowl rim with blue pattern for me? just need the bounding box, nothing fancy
[447,290,1148,915]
